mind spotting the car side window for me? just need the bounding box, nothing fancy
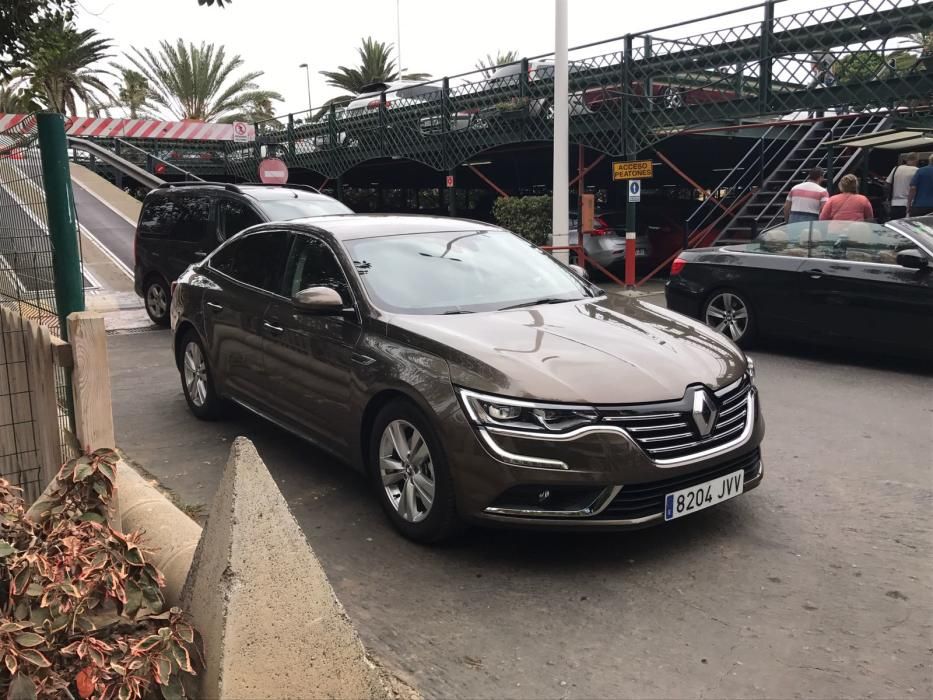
[808,222,906,264]
[171,194,213,243]
[745,222,811,257]
[139,194,179,238]
[220,199,262,241]
[286,236,352,304]
[209,231,292,295]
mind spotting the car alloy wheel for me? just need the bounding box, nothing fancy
[662,86,685,109]
[379,420,436,523]
[145,279,169,325]
[705,291,750,342]
[183,340,208,408]
[178,331,223,419]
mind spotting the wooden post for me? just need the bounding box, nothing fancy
[24,319,63,487]
[67,312,114,451]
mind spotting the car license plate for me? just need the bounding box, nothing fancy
[664,470,744,521]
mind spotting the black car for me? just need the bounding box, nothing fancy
[134,182,351,325]
[665,217,933,357]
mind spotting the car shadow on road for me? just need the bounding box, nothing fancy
[751,337,932,376]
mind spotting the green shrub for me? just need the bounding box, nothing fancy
[492,195,552,246]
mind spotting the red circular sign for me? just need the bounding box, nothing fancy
[233,121,248,137]
[258,157,288,184]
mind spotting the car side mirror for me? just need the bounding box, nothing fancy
[292,286,343,314]
[896,249,929,270]
[569,264,589,280]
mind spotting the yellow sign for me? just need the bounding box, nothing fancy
[612,160,653,180]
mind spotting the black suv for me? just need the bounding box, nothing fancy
[134,182,352,325]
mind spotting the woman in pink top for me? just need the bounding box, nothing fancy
[819,174,874,221]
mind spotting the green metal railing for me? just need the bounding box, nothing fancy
[224,0,930,181]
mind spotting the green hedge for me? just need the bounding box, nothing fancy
[492,195,552,246]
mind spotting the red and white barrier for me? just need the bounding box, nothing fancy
[0,114,254,142]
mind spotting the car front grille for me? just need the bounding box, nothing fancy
[595,448,762,521]
[599,377,753,462]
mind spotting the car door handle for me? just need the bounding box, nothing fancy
[808,269,824,279]
[263,321,284,334]
[206,301,223,312]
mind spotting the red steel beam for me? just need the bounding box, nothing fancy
[568,154,605,189]
[468,164,509,198]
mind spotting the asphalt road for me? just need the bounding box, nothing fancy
[108,325,933,699]
[71,179,136,270]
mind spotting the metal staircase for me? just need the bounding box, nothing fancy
[709,114,891,244]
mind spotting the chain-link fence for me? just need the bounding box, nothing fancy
[0,114,82,500]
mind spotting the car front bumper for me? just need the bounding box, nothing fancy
[442,390,766,529]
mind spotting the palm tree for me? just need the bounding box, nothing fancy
[111,67,151,118]
[0,84,41,113]
[320,37,429,94]
[121,39,282,122]
[18,18,114,115]
[475,50,520,79]
[222,95,281,127]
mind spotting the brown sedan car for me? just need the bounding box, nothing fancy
[170,215,764,542]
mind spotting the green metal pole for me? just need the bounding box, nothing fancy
[37,112,84,339]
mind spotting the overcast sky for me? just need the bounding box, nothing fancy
[76,0,833,120]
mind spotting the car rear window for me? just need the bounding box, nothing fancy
[139,194,178,238]
[396,85,440,100]
[139,193,212,242]
[257,197,352,221]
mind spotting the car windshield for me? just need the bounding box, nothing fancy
[342,229,599,314]
[259,197,352,221]
[888,216,933,253]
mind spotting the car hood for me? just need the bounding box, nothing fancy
[387,295,747,405]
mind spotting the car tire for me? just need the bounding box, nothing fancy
[178,330,224,420]
[369,398,461,543]
[144,276,171,327]
[702,289,756,348]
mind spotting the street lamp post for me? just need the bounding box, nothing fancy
[299,63,312,117]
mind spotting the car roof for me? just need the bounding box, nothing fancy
[236,186,334,202]
[281,214,501,240]
[148,182,339,203]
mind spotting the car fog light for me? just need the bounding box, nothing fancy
[486,403,521,421]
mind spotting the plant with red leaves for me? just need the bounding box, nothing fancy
[0,450,200,699]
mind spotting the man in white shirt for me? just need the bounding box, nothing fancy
[783,167,829,224]
[885,152,918,220]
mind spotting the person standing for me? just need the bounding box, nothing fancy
[885,152,918,220]
[783,166,829,224]
[907,153,933,217]
[819,174,874,221]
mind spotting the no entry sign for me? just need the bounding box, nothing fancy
[258,158,289,184]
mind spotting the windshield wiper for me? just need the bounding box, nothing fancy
[498,297,573,311]
[442,309,474,315]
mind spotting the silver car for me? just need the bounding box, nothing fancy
[567,212,652,271]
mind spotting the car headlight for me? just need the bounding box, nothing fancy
[458,389,598,433]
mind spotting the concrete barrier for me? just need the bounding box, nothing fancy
[181,437,391,699]
[116,463,202,606]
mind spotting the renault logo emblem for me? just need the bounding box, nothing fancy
[691,389,718,437]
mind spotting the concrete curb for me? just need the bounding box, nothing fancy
[116,463,203,606]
